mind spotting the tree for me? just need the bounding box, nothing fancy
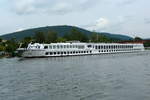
[134,37,143,41]
[90,32,114,43]
[21,37,33,48]
[34,31,45,43]
[64,28,88,42]
[98,35,112,43]
[0,38,2,42]
[5,38,18,53]
[144,41,150,47]
[63,33,71,41]
[0,45,5,51]
[56,37,67,42]
[46,31,58,43]
[90,32,98,42]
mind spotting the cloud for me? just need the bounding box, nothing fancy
[86,16,131,32]
[16,28,24,32]
[96,18,110,28]
[86,17,110,31]
[10,0,99,15]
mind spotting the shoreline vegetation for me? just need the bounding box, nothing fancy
[0,29,150,58]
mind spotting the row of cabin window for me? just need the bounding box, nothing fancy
[95,45,134,49]
[98,49,139,53]
[44,45,84,49]
[99,49,137,53]
[45,51,92,55]
[99,49,132,52]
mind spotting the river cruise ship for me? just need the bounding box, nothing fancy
[21,41,145,58]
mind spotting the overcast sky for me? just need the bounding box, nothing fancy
[0,0,150,38]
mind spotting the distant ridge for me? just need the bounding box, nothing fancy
[144,38,150,40]
[0,25,133,41]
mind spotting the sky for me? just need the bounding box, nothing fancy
[0,0,150,38]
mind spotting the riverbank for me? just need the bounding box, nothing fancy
[0,52,21,58]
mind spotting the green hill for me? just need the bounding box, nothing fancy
[0,25,133,41]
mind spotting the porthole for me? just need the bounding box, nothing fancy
[45,52,49,55]
[50,52,53,55]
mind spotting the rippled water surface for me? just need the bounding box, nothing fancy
[0,51,150,100]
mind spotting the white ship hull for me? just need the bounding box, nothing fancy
[21,42,145,58]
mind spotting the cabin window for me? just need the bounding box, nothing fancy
[132,45,133,48]
[95,46,98,49]
[64,45,66,48]
[87,45,92,48]
[99,46,100,49]
[78,45,84,49]
[114,45,115,49]
[106,46,108,49]
[120,45,122,48]
[57,52,60,54]
[57,45,59,49]
[53,45,56,49]
[103,46,105,49]
[44,46,48,49]
[67,51,69,54]
[127,45,129,48]
[49,46,52,49]
[110,45,113,49]
[130,46,132,48]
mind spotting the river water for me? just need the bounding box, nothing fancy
[0,51,150,100]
